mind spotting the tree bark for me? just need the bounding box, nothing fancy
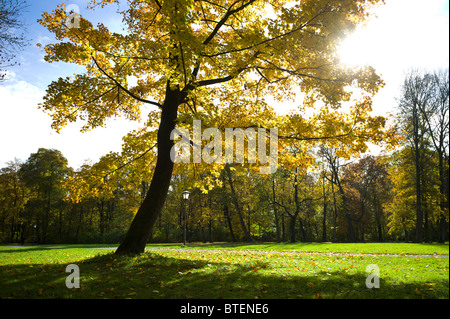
[322,171,327,242]
[115,83,180,255]
[331,182,337,242]
[438,152,448,243]
[331,158,356,242]
[414,138,423,243]
[223,204,236,242]
[272,179,281,242]
[289,215,297,243]
[224,164,253,241]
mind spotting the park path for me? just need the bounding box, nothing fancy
[3,245,449,258]
[144,247,450,258]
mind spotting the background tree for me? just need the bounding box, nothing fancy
[396,69,449,242]
[417,70,449,243]
[0,159,28,243]
[18,148,71,243]
[397,70,431,242]
[319,145,356,241]
[341,155,390,241]
[385,147,441,242]
[0,0,28,82]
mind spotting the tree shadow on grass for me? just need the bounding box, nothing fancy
[0,250,448,299]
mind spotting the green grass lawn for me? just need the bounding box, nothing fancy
[145,241,450,255]
[0,243,448,299]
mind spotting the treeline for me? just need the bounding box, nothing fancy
[389,69,449,242]
[0,70,448,244]
[0,149,135,244]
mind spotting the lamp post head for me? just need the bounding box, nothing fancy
[182,190,190,200]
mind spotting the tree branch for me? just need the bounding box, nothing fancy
[202,0,258,45]
[69,85,117,118]
[91,54,163,109]
[91,142,158,191]
[202,8,328,58]
[153,0,162,9]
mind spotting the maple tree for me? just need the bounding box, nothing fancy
[38,0,392,254]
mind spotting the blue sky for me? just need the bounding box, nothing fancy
[11,0,127,90]
[0,0,449,169]
[1,0,140,169]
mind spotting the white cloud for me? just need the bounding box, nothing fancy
[0,80,143,169]
[0,81,48,166]
[36,35,51,46]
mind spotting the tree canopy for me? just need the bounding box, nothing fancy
[36,0,398,254]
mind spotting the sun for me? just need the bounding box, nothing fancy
[338,30,377,67]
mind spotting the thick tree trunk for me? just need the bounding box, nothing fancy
[115,84,180,255]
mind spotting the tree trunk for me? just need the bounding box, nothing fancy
[345,213,356,242]
[331,182,337,242]
[224,164,253,241]
[322,173,327,242]
[438,152,447,243]
[201,225,206,243]
[58,207,63,241]
[272,179,281,243]
[289,215,296,243]
[208,220,213,243]
[290,169,300,243]
[335,173,356,242]
[224,204,236,242]
[115,84,180,255]
[376,211,383,242]
[298,216,307,241]
[414,144,423,243]
[322,202,327,242]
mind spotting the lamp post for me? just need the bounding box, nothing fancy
[182,190,190,245]
[32,223,37,245]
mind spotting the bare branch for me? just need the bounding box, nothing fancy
[91,54,163,109]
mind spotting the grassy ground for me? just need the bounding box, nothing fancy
[145,242,450,255]
[0,243,448,299]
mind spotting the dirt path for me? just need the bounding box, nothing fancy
[145,247,450,259]
[3,245,449,258]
